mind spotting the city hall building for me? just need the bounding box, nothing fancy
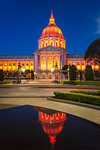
[0,11,99,79]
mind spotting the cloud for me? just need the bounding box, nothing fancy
[95,18,100,34]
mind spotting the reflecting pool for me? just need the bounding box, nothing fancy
[0,106,100,150]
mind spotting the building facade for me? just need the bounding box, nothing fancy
[0,11,99,79]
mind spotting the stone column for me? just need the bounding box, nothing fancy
[46,55,47,70]
[62,55,64,67]
[53,55,54,68]
[40,55,41,70]
[34,54,37,72]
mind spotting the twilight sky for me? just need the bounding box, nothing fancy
[0,0,100,55]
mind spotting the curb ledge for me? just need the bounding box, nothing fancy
[47,97,100,110]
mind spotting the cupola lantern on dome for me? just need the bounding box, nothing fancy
[38,10,66,49]
[49,10,56,25]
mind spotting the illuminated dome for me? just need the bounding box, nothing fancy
[38,10,66,49]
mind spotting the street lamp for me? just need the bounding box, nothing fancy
[17,62,21,84]
[51,67,54,80]
[67,65,70,81]
[51,67,54,72]
[22,68,25,72]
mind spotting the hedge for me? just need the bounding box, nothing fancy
[0,69,4,81]
[70,90,100,96]
[54,91,100,106]
[62,80,100,85]
[0,81,15,84]
[62,81,74,84]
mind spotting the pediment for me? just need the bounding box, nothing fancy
[35,46,65,53]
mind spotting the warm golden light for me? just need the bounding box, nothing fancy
[92,65,94,70]
[77,65,80,70]
[30,66,33,70]
[51,68,54,72]
[82,65,85,70]
[47,56,53,70]
[25,66,29,70]
[0,66,3,69]
[54,55,59,69]
[38,10,65,49]
[95,65,99,70]
[41,55,46,70]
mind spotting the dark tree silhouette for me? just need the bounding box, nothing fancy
[62,65,68,75]
[85,65,94,80]
[0,69,4,81]
[84,38,100,69]
[69,65,77,80]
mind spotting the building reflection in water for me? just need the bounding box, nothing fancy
[34,107,66,148]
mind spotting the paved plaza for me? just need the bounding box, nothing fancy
[0,82,100,125]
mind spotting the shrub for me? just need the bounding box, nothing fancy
[31,71,34,79]
[0,69,4,81]
[25,70,30,74]
[94,71,100,78]
[62,81,74,84]
[62,65,68,75]
[69,65,77,80]
[54,91,100,106]
[85,65,94,80]
[70,90,100,96]
[62,80,100,85]
[0,81,15,84]
[13,71,18,77]
[8,71,13,77]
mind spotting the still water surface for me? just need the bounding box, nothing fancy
[0,105,100,150]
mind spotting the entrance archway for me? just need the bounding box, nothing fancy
[55,73,58,79]
[48,73,52,79]
[42,73,45,79]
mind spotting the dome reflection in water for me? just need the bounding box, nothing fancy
[0,105,100,150]
[35,107,66,148]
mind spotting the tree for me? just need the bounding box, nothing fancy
[25,70,30,74]
[62,65,68,75]
[31,71,34,79]
[85,65,94,80]
[61,65,68,80]
[84,38,100,69]
[0,69,4,81]
[69,65,77,80]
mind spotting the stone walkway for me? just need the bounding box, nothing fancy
[0,97,100,125]
[0,83,100,125]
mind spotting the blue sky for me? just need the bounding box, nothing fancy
[0,0,100,55]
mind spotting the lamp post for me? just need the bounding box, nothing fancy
[51,67,54,79]
[51,67,54,72]
[67,65,70,81]
[22,68,25,79]
[18,62,21,84]
[55,62,58,80]
[22,68,25,73]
